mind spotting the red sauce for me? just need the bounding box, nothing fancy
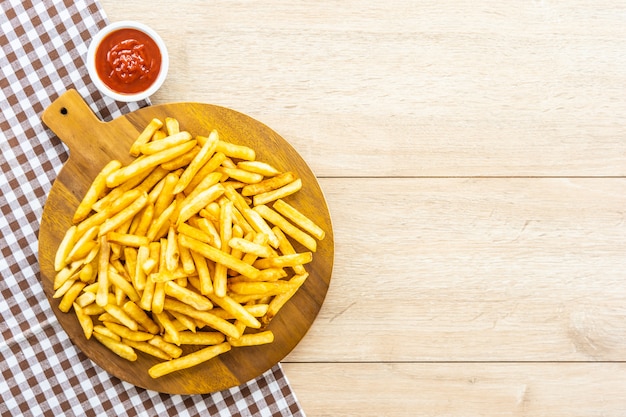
[95,28,161,94]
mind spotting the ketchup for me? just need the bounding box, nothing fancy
[95,28,161,94]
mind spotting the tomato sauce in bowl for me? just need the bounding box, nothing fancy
[87,22,168,102]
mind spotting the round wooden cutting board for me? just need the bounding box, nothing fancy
[38,89,334,394]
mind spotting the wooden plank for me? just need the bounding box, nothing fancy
[285,177,626,361]
[282,362,626,417]
[103,0,626,176]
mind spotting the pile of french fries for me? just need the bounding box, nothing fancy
[52,116,325,379]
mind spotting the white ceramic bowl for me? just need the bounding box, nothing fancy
[86,21,169,102]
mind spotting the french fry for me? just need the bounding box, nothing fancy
[73,302,93,339]
[176,183,225,226]
[262,273,309,325]
[173,129,219,194]
[217,166,263,184]
[241,171,295,197]
[273,199,325,240]
[73,160,123,223]
[253,178,302,206]
[106,140,196,188]
[237,160,280,177]
[206,294,261,329]
[93,332,137,361]
[253,204,317,252]
[122,339,171,360]
[122,300,160,334]
[228,330,274,347]
[190,250,213,295]
[148,342,231,378]
[148,335,183,359]
[164,280,213,311]
[130,118,163,156]
[96,235,110,307]
[214,140,255,161]
[106,232,151,248]
[103,321,153,342]
[253,252,313,269]
[99,192,148,237]
[103,303,139,331]
[58,281,86,312]
[55,225,77,271]
[138,131,192,155]
[228,236,273,259]
[164,298,239,339]
[65,225,98,263]
[179,235,261,280]
[163,331,225,345]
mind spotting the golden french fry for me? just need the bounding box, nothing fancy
[153,172,179,219]
[163,331,225,345]
[228,236,273,259]
[210,303,269,320]
[241,171,295,197]
[217,166,264,184]
[148,335,183,359]
[177,222,213,245]
[122,300,160,334]
[138,131,192,155]
[65,225,98,263]
[228,281,292,297]
[106,232,151,248]
[106,140,197,188]
[184,152,227,194]
[253,252,312,269]
[161,146,200,171]
[122,339,171,360]
[179,235,261,280]
[272,226,307,275]
[237,160,280,177]
[148,342,231,378]
[96,235,110,307]
[55,226,77,272]
[254,204,316,252]
[228,330,274,347]
[190,250,213,295]
[176,183,225,226]
[214,140,255,161]
[154,311,180,346]
[93,332,137,361]
[164,298,239,339]
[263,273,309,325]
[253,178,302,206]
[53,260,82,291]
[164,281,213,311]
[165,225,180,272]
[103,321,153,342]
[273,199,325,240]
[58,281,86,312]
[73,302,93,339]
[146,201,176,242]
[173,129,219,194]
[107,266,141,303]
[130,118,163,156]
[99,192,148,237]
[103,303,139,331]
[206,294,261,329]
[73,160,123,224]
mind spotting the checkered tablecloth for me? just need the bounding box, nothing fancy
[0,1,304,415]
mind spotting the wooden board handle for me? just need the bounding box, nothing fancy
[42,89,105,154]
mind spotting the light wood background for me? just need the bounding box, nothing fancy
[102,1,626,415]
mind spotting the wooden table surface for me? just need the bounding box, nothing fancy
[101,1,626,415]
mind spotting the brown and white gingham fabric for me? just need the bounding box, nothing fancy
[0,0,305,415]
